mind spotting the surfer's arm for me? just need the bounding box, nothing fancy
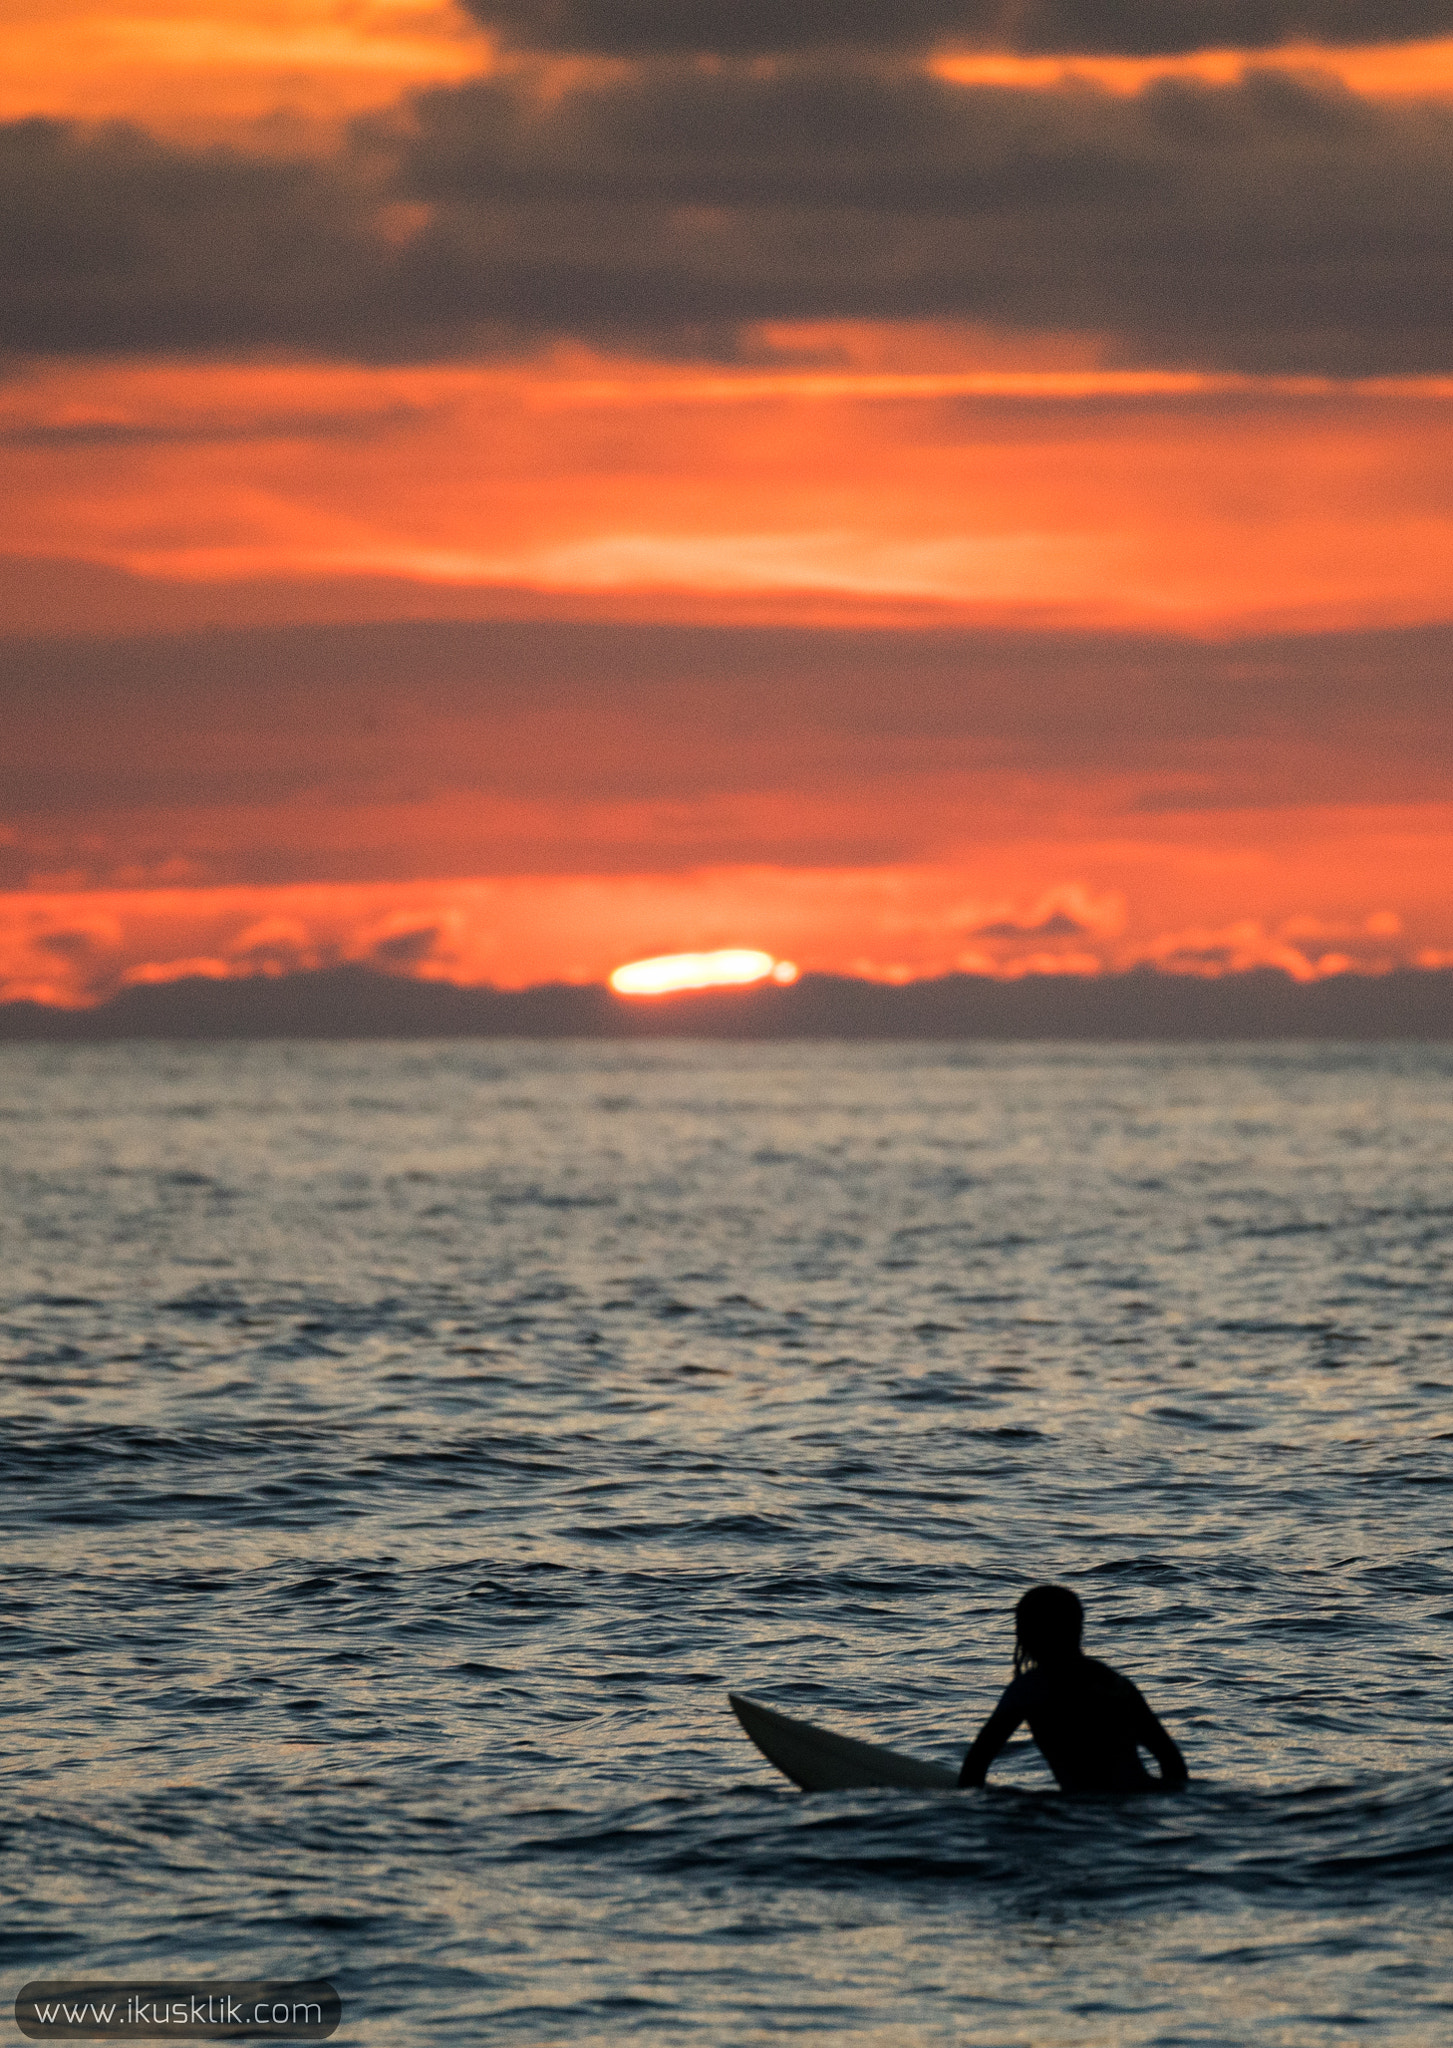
[1130,1688,1188,1788]
[958,1689,1023,1787]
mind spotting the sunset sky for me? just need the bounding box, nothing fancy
[3,0,1452,1004]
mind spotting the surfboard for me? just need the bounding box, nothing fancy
[728,1692,960,1792]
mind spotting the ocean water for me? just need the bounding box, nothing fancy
[3,1039,1453,2047]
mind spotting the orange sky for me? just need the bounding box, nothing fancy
[7,349,1453,634]
[3,2,1451,1003]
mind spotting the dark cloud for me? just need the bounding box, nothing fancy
[975,911,1088,936]
[9,965,1453,1041]
[0,404,434,449]
[0,116,382,354]
[37,928,104,961]
[465,0,1453,56]
[3,61,1453,371]
[372,926,443,965]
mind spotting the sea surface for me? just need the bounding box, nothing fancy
[3,1040,1453,2046]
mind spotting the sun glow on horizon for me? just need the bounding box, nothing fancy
[609,949,799,997]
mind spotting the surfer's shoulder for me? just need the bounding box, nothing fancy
[1080,1655,1141,1697]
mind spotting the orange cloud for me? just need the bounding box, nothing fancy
[932,40,1453,103]
[0,0,492,138]
[10,2,1450,148]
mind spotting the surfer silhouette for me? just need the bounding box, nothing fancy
[959,1584,1187,1792]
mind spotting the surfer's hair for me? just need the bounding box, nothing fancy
[1013,1584,1083,1673]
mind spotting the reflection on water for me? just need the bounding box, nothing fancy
[2,1042,1452,2043]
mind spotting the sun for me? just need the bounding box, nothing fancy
[608,949,800,997]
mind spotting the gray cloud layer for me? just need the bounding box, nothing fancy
[4,58,1453,370]
[5,614,1449,799]
[467,0,1453,54]
[1,614,1448,884]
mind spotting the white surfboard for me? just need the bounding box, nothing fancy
[729,1692,960,1792]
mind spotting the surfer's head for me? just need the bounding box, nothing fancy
[1013,1583,1083,1672]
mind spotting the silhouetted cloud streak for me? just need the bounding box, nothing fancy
[466,0,1453,55]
